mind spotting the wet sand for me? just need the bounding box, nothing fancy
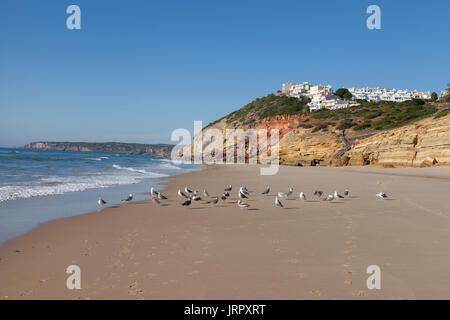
[1,165,450,299]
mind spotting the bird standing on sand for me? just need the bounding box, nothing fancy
[314,190,323,199]
[150,187,159,197]
[224,185,232,192]
[221,194,227,201]
[207,197,219,204]
[278,191,287,198]
[122,194,133,202]
[325,194,334,201]
[181,199,192,206]
[376,192,388,199]
[98,197,107,206]
[334,191,344,199]
[286,187,294,197]
[299,192,307,201]
[240,186,249,196]
[237,200,250,209]
[203,189,210,197]
[275,196,284,208]
[262,186,270,195]
[344,189,349,196]
[239,190,248,199]
[157,193,167,200]
[152,197,161,205]
[178,189,188,198]
[191,195,201,201]
[185,187,193,194]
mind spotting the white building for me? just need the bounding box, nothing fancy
[347,87,431,102]
[281,82,359,111]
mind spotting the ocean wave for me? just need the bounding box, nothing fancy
[112,164,168,177]
[86,156,109,161]
[0,175,140,202]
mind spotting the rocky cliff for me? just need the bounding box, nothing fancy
[22,142,174,157]
[345,114,450,167]
[182,113,450,168]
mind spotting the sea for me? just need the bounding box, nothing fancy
[0,147,200,245]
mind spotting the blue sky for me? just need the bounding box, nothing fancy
[1,0,449,147]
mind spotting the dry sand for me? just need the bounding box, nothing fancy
[1,164,450,299]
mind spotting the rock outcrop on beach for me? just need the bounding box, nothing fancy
[346,115,450,167]
[182,102,450,167]
[22,142,174,157]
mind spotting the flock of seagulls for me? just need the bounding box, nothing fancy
[97,183,390,210]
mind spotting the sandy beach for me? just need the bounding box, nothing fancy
[1,164,450,299]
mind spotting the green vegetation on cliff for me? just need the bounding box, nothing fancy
[207,92,448,133]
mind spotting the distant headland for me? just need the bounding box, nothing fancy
[21,141,174,157]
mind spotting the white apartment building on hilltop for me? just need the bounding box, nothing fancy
[348,87,431,102]
[281,82,359,111]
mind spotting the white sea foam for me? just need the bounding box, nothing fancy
[0,175,140,202]
[112,164,168,177]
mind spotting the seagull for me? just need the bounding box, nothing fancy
[275,196,284,208]
[325,194,334,201]
[185,187,193,194]
[239,186,249,196]
[203,189,210,197]
[224,191,230,197]
[122,194,133,202]
[278,191,288,198]
[376,192,388,199]
[224,185,232,192]
[152,197,161,205]
[344,189,349,196]
[178,189,188,198]
[314,190,323,198]
[206,197,219,204]
[239,191,248,199]
[261,186,270,195]
[98,197,107,206]
[191,195,202,201]
[221,194,227,201]
[286,187,294,197]
[150,187,159,197]
[334,191,344,199]
[237,200,250,209]
[181,199,192,206]
[157,193,167,200]
[299,192,307,201]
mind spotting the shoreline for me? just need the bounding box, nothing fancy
[1,164,450,299]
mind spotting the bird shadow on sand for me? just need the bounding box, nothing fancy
[247,208,260,211]
[160,204,170,207]
[348,196,360,199]
[329,202,344,204]
[283,207,297,210]
[190,207,207,210]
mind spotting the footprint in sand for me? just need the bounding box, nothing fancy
[353,290,368,297]
[310,290,322,296]
[188,270,200,275]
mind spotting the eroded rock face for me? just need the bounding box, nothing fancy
[346,114,450,167]
[182,114,450,167]
[278,128,343,166]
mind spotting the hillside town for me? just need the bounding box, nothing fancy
[279,81,434,111]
